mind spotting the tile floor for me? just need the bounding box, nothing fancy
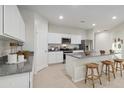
[33,63,124,88]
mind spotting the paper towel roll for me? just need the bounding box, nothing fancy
[8,54,17,64]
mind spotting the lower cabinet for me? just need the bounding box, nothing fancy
[48,51,63,64]
[0,73,31,88]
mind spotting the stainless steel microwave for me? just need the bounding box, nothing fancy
[62,38,71,44]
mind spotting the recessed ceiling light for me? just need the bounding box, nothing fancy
[59,16,64,20]
[112,16,117,20]
[92,24,96,26]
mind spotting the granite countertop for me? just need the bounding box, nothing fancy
[0,56,33,77]
[48,50,63,52]
[66,52,119,59]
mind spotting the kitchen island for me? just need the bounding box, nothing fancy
[0,56,33,88]
[65,52,120,83]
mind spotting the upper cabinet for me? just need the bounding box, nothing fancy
[48,32,82,44]
[48,33,62,44]
[0,6,2,35]
[61,33,71,38]
[0,5,25,42]
[71,35,82,44]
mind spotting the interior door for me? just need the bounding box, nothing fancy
[34,15,48,73]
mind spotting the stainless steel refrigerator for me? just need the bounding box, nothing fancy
[79,40,93,51]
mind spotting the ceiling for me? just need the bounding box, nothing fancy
[19,5,124,31]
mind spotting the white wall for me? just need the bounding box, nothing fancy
[95,22,124,52]
[95,31,112,51]
[18,8,34,51]
[48,24,87,40]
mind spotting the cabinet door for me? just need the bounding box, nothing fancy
[0,5,3,35]
[56,52,63,63]
[71,35,82,44]
[0,73,29,88]
[4,5,25,42]
[48,52,56,64]
[61,33,71,38]
[48,33,61,44]
[4,6,20,39]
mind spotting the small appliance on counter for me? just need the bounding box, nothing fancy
[7,42,26,64]
[7,53,27,64]
[18,55,25,63]
[8,53,18,64]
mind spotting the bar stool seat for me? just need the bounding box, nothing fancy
[114,59,124,77]
[85,63,102,88]
[101,60,115,81]
[102,60,113,65]
[86,63,98,68]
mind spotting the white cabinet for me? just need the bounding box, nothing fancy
[61,33,71,38]
[0,5,2,35]
[48,52,56,63]
[71,35,82,44]
[56,52,63,63]
[4,5,25,42]
[48,32,82,44]
[48,51,63,64]
[48,33,61,44]
[0,73,30,88]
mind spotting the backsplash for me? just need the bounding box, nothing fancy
[0,39,22,57]
[48,44,79,50]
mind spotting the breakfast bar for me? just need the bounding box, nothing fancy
[65,52,121,83]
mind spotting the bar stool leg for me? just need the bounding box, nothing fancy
[85,67,88,84]
[116,62,118,72]
[96,67,102,85]
[114,62,116,68]
[101,64,104,76]
[106,64,108,76]
[91,69,95,88]
[108,65,110,81]
[111,64,116,79]
[120,63,123,77]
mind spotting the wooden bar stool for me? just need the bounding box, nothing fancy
[85,63,102,88]
[114,59,124,77]
[101,60,116,81]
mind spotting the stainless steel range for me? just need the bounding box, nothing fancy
[60,48,73,63]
